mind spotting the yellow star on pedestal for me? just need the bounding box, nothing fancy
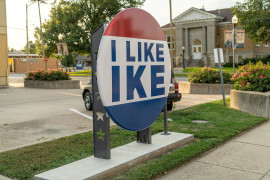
[97,112,104,121]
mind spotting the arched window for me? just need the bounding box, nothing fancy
[193,39,202,45]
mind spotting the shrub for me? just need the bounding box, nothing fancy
[25,68,71,81]
[231,61,270,92]
[223,56,270,67]
[188,67,233,84]
[223,62,238,67]
[243,55,270,65]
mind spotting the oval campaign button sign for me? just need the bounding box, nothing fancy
[97,8,171,131]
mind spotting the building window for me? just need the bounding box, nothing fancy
[265,42,269,48]
[166,35,175,50]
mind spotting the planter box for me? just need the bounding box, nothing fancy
[230,90,270,119]
[179,82,233,94]
[24,80,80,89]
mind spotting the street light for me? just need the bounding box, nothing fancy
[58,34,63,41]
[26,0,46,73]
[232,15,238,74]
[182,46,185,69]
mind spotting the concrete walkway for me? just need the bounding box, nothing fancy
[158,121,270,180]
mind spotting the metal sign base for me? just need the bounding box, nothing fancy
[91,23,111,159]
[137,127,151,144]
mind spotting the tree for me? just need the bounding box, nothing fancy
[21,41,36,54]
[232,0,270,43]
[34,0,145,57]
[62,53,76,68]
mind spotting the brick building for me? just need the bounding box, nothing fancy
[162,7,270,67]
[8,54,59,73]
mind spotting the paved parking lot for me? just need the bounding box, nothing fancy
[0,75,228,153]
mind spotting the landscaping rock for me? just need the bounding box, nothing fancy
[179,82,232,94]
[24,80,80,89]
[230,90,270,119]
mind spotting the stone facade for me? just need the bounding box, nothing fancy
[162,7,270,67]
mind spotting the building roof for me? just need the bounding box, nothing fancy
[75,55,91,61]
[8,53,40,57]
[207,8,232,22]
[161,22,176,29]
[161,8,233,29]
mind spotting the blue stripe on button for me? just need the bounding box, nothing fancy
[105,97,167,131]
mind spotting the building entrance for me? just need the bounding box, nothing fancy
[192,39,202,59]
[192,45,202,59]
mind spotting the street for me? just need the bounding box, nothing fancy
[0,75,228,153]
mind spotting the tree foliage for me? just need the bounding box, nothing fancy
[21,41,36,54]
[232,0,270,43]
[34,0,145,57]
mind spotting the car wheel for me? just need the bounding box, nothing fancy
[84,92,92,111]
[167,101,173,111]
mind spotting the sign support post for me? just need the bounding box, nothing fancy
[137,127,151,144]
[214,48,226,106]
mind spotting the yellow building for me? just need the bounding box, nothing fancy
[8,58,14,72]
[0,0,9,87]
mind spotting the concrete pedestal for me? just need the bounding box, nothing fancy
[35,132,194,180]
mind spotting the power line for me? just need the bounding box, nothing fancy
[0,24,35,31]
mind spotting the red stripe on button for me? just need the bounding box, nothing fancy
[104,8,166,41]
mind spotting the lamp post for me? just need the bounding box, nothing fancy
[232,15,238,74]
[182,46,185,69]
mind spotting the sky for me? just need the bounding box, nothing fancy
[5,0,244,50]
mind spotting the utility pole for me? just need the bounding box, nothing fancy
[26,4,29,73]
[169,0,173,68]
[0,0,9,87]
[38,0,46,69]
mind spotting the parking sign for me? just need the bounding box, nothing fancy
[97,8,171,131]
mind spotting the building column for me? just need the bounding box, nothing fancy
[0,0,9,87]
[185,28,189,58]
[203,26,207,54]
[202,26,208,66]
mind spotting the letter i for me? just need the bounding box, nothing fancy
[111,40,116,62]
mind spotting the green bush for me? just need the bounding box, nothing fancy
[223,55,270,67]
[231,61,270,92]
[223,62,238,67]
[188,67,233,84]
[25,68,71,81]
[243,55,270,65]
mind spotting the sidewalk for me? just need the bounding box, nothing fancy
[158,121,270,180]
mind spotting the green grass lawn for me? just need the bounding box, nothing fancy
[182,67,239,73]
[0,99,267,180]
[174,73,188,77]
[69,70,92,76]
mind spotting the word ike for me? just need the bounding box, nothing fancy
[111,40,166,102]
